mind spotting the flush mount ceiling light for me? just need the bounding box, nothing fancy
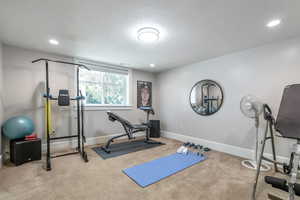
[149,64,156,68]
[49,39,59,45]
[137,27,160,43]
[266,19,281,28]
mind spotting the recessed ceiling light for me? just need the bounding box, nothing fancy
[49,39,59,45]
[150,64,156,68]
[266,19,281,28]
[137,27,160,43]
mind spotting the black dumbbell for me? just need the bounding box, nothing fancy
[188,143,195,148]
[183,142,191,147]
[194,145,203,156]
[203,147,211,152]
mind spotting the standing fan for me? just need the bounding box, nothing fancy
[240,95,270,171]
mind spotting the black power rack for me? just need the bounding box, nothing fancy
[32,58,90,171]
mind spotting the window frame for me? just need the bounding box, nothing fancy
[74,59,133,110]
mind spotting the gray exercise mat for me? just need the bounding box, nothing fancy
[92,139,164,159]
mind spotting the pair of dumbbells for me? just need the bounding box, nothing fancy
[177,142,211,156]
[177,142,196,154]
[185,142,204,156]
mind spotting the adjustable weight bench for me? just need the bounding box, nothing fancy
[101,111,152,153]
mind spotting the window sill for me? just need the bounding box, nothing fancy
[83,105,133,111]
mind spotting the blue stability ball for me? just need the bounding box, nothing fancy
[2,116,35,140]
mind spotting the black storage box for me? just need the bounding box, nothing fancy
[10,138,42,166]
[150,120,160,138]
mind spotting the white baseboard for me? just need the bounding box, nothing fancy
[43,130,289,164]
[42,132,145,153]
[161,130,289,163]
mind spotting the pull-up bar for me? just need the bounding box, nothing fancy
[32,58,90,70]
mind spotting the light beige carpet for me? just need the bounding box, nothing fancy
[0,138,298,200]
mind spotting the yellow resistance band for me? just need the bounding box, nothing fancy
[45,100,53,136]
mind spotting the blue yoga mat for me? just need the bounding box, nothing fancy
[123,152,206,187]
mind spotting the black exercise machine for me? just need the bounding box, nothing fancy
[253,84,300,200]
[101,107,162,153]
[32,58,90,171]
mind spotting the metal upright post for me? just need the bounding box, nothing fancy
[45,60,51,171]
[252,104,279,200]
[80,90,88,162]
[76,67,81,153]
[269,120,278,172]
[81,96,85,154]
[146,111,150,141]
[252,118,269,200]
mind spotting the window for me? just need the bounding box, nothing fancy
[79,66,130,106]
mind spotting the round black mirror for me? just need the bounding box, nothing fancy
[189,80,224,116]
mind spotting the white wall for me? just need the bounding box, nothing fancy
[2,45,158,146]
[157,36,300,158]
[0,42,3,166]
[4,36,300,160]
